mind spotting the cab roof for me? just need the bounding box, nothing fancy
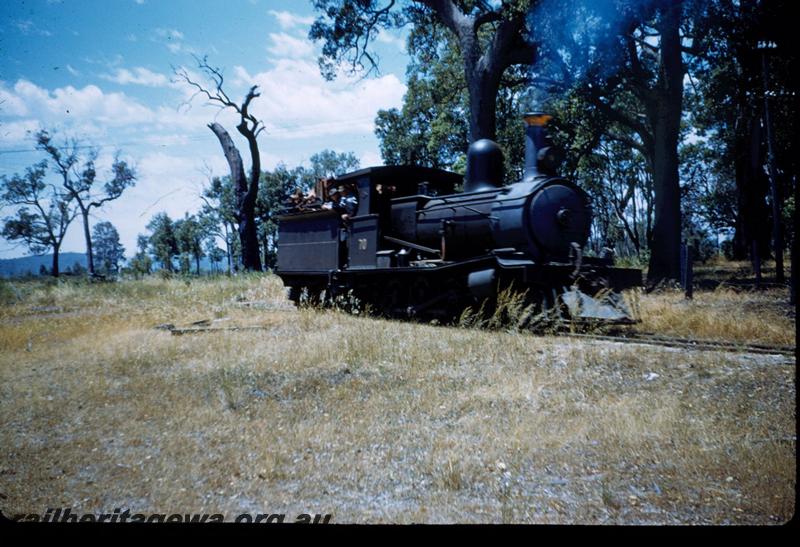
[333,165,462,194]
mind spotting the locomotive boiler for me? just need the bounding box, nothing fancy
[275,113,642,322]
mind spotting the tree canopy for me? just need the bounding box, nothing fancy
[311,0,539,141]
[1,161,78,277]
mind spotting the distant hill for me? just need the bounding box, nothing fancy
[0,253,87,278]
[0,253,229,277]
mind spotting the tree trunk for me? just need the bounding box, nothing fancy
[731,113,749,259]
[731,149,750,260]
[51,243,60,278]
[457,25,506,143]
[80,206,95,276]
[760,51,784,283]
[748,117,773,262]
[238,216,261,272]
[645,0,684,286]
[731,126,749,259]
[466,70,500,141]
[647,119,682,283]
[226,233,232,275]
[238,116,264,273]
[208,122,262,272]
[732,115,772,263]
[222,223,232,275]
[444,3,530,144]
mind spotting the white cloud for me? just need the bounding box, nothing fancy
[240,59,405,139]
[0,85,30,117]
[65,64,81,77]
[81,151,228,256]
[169,51,406,141]
[234,24,406,139]
[101,67,171,87]
[268,10,315,30]
[266,32,315,59]
[375,30,406,52]
[0,119,41,145]
[153,28,194,55]
[15,19,53,37]
[231,66,255,88]
[155,28,184,41]
[0,79,189,153]
[81,53,125,68]
[0,77,222,144]
[2,27,406,146]
[8,80,155,127]
[359,150,383,168]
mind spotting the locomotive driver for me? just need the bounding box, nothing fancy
[337,185,358,219]
[324,185,358,221]
[322,185,357,268]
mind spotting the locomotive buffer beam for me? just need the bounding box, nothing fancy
[561,289,636,323]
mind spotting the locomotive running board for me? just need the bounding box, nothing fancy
[382,235,441,257]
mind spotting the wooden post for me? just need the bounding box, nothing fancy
[681,243,693,300]
[791,245,796,305]
[752,240,762,290]
[791,212,796,305]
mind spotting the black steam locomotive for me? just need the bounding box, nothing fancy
[275,113,642,322]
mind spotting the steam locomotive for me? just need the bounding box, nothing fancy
[275,113,642,322]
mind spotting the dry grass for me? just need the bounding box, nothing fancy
[0,274,795,523]
[631,287,795,346]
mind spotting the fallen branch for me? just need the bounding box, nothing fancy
[169,325,274,336]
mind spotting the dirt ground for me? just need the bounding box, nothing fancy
[0,274,795,524]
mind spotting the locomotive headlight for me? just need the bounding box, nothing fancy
[556,207,572,228]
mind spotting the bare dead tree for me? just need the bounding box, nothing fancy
[174,55,264,271]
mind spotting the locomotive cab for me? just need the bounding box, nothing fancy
[276,166,462,274]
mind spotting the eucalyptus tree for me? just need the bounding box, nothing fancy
[35,130,135,277]
[1,161,78,277]
[311,0,541,142]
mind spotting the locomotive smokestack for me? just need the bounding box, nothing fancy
[464,139,504,193]
[523,112,557,180]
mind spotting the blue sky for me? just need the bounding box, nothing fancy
[0,0,410,259]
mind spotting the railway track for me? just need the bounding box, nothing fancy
[556,330,796,357]
[158,317,796,358]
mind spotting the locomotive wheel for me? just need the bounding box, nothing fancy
[411,277,430,302]
[304,286,324,307]
[289,285,325,308]
[523,286,567,331]
[288,286,301,305]
[442,276,467,322]
[407,277,431,318]
[376,278,404,317]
